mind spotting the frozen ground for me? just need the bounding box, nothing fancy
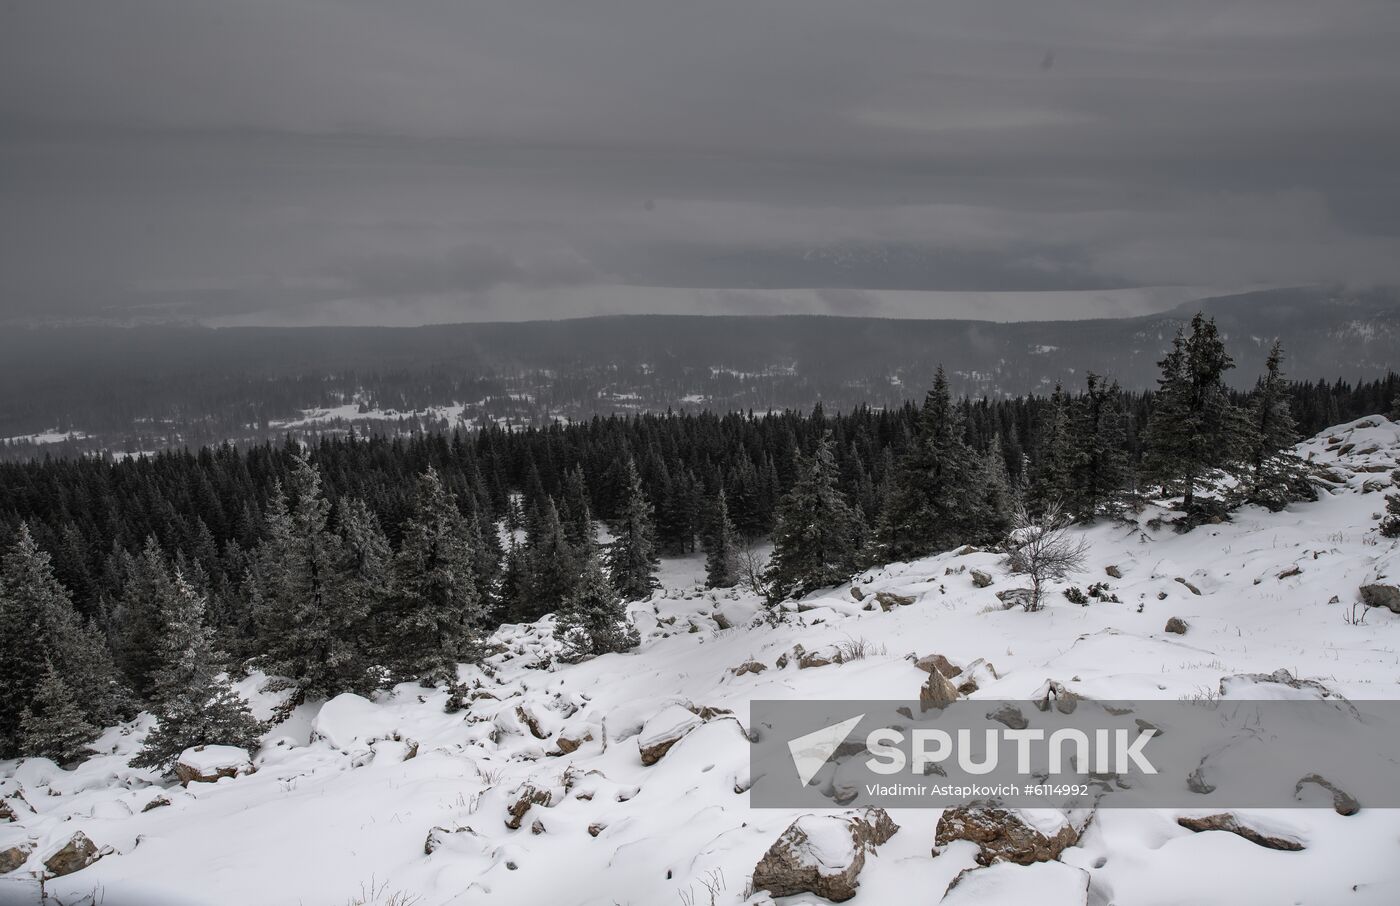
[3,417,1400,905]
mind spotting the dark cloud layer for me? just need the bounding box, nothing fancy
[2,1,1398,324]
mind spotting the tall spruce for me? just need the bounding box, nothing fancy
[133,569,261,771]
[606,460,660,601]
[517,498,578,621]
[704,490,742,589]
[553,551,638,662]
[1144,313,1247,508]
[20,660,97,765]
[765,434,863,603]
[1030,384,1075,511]
[1068,374,1131,520]
[1245,341,1300,496]
[113,537,179,701]
[337,497,394,673]
[391,467,486,683]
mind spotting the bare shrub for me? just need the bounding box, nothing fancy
[1003,500,1090,612]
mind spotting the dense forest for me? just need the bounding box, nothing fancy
[1,314,1398,765]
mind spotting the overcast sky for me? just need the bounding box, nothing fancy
[3,1,1399,324]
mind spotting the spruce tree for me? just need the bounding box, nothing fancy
[1244,341,1301,502]
[553,552,638,662]
[1068,374,1130,520]
[134,569,261,772]
[1030,384,1074,511]
[704,490,742,589]
[391,467,486,683]
[1144,313,1247,509]
[19,660,97,765]
[605,460,660,601]
[114,536,179,701]
[765,434,863,603]
[337,497,394,673]
[518,498,578,622]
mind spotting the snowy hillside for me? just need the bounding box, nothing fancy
[4,418,1400,906]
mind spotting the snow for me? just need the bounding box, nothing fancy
[176,745,251,775]
[3,419,1400,904]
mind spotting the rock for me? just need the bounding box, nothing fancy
[1277,565,1302,579]
[952,545,979,556]
[1294,774,1360,816]
[850,586,865,601]
[1033,679,1079,714]
[1,842,33,874]
[530,818,546,835]
[504,784,554,829]
[995,588,1035,610]
[1164,617,1189,635]
[516,706,548,740]
[799,645,844,669]
[751,808,899,902]
[920,669,961,712]
[638,705,705,765]
[555,729,593,754]
[175,745,254,786]
[1157,591,1168,600]
[588,822,606,837]
[941,861,1090,905]
[970,569,993,588]
[1361,478,1390,493]
[1359,584,1400,613]
[934,805,1089,866]
[1176,813,1304,851]
[0,794,29,823]
[1174,577,1202,596]
[914,654,962,679]
[43,832,104,877]
[1329,594,1341,604]
[988,704,1029,730]
[425,824,480,854]
[874,591,916,611]
[730,659,768,677]
[1104,565,1122,579]
[141,795,171,813]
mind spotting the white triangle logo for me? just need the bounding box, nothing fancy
[787,714,865,787]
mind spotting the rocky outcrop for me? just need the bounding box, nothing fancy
[920,668,960,712]
[175,745,254,786]
[1165,617,1189,635]
[554,728,593,754]
[43,832,104,877]
[914,654,962,679]
[504,784,554,830]
[638,704,705,765]
[1,841,33,874]
[1176,813,1305,851]
[934,805,1089,866]
[752,808,899,902]
[1359,584,1400,613]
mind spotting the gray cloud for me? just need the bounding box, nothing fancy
[2,1,1399,323]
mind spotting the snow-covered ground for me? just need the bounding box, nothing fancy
[3,418,1400,905]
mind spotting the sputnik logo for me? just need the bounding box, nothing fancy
[787,714,865,786]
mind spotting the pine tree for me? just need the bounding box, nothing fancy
[704,490,742,589]
[553,552,638,662]
[19,660,97,765]
[1244,341,1301,504]
[391,467,486,683]
[337,497,394,674]
[1068,374,1130,520]
[250,452,367,697]
[1144,313,1247,509]
[133,569,261,772]
[516,498,578,622]
[765,434,863,603]
[114,537,179,700]
[605,460,660,601]
[559,465,597,553]
[1030,385,1074,511]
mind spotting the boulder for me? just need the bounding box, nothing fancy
[799,645,844,669]
[1174,577,1202,596]
[1,841,33,874]
[970,569,993,588]
[1361,478,1390,494]
[1164,617,1189,635]
[0,794,30,823]
[730,659,768,677]
[43,832,104,878]
[1277,565,1303,580]
[995,588,1035,610]
[751,808,899,902]
[425,824,480,855]
[175,745,254,786]
[638,705,705,765]
[920,669,960,712]
[1176,813,1304,851]
[988,704,1029,730]
[554,728,593,754]
[914,654,962,679]
[934,805,1089,866]
[1033,679,1079,714]
[1104,565,1123,579]
[941,861,1090,905]
[141,795,172,813]
[850,586,865,601]
[515,706,548,740]
[588,822,606,837]
[1294,774,1360,816]
[1359,584,1400,614]
[504,784,554,830]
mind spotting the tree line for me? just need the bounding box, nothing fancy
[0,314,1396,765]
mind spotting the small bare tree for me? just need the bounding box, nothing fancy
[1003,500,1090,611]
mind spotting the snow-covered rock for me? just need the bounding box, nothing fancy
[637,704,704,765]
[751,808,899,902]
[934,806,1091,866]
[174,745,254,786]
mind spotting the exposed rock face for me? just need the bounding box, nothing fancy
[1359,584,1400,613]
[43,832,103,877]
[914,654,962,679]
[637,705,705,765]
[1165,617,1189,635]
[555,729,593,754]
[730,660,768,677]
[970,569,993,588]
[175,745,254,786]
[920,668,960,712]
[1,842,33,874]
[934,805,1088,866]
[1177,813,1305,851]
[1294,774,1360,816]
[504,784,554,830]
[751,808,899,902]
